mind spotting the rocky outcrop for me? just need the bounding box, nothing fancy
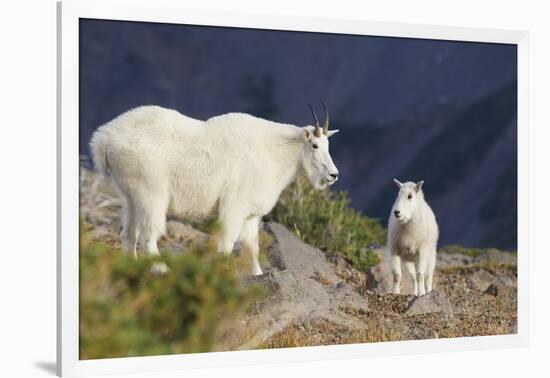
[220,223,369,350]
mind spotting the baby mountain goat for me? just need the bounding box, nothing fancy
[387,179,439,296]
[90,104,340,275]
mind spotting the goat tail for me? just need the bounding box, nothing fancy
[89,129,110,177]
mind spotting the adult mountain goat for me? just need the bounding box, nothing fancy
[387,179,439,296]
[90,104,340,275]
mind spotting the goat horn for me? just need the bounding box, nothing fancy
[308,104,321,137]
[321,101,329,135]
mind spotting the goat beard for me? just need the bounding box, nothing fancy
[396,216,412,225]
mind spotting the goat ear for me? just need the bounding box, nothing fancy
[415,180,424,192]
[303,127,313,141]
[326,129,339,137]
[393,179,403,188]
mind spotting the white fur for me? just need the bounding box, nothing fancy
[387,179,439,296]
[90,105,339,275]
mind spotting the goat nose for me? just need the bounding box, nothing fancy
[330,172,339,179]
[394,210,401,217]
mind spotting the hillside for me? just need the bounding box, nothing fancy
[79,168,517,357]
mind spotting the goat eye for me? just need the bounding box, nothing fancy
[408,194,412,200]
[312,144,318,149]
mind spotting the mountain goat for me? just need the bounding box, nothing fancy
[387,179,439,296]
[90,104,340,275]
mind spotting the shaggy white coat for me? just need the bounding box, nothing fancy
[387,179,439,296]
[90,105,339,275]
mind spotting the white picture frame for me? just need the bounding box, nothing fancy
[57,0,529,376]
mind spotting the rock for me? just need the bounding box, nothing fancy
[406,291,454,316]
[473,249,517,266]
[485,283,499,296]
[493,274,516,288]
[150,262,169,275]
[166,220,208,245]
[327,254,348,268]
[244,271,281,296]
[264,223,340,283]
[108,219,122,234]
[467,269,496,291]
[218,222,369,351]
[437,252,475,268]
[437,248,516,269]
[93,225,112,240]
[364,254,414,295]
[468,269,516,292]
[365,262,392,294]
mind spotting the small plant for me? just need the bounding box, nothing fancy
[271,175,386,272]
[439,244,485,258]
[79,224,262,359]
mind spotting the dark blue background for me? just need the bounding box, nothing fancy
[79,18,517,250]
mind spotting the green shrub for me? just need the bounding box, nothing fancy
[79,226,261,359]
[439,244,485,258]
[271,176,386,272]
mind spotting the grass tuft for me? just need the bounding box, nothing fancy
[439,244,485,258]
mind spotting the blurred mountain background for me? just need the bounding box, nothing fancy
[79,19,517,250]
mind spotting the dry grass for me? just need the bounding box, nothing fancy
[79,167,122,226]
[438,262,517,275]
[253,265,517,350]
[262,318,403,349]
[402,312,516,340]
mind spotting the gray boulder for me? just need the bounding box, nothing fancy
[406,291,454,316]
[437,252,475,268]
[264,222,340,283]
[218,222,369,351]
